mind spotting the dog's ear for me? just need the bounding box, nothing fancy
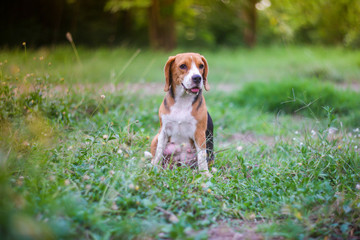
[164,56,176,92]
[201,56,210,91]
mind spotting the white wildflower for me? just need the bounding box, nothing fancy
[236,146,243,152]
[111,202,118,210]
[328,127,338,135]
[144,151,152,159]
[169,214,179,223]
[83,175,90,180]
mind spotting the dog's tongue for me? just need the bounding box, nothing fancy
[191,88,199,93]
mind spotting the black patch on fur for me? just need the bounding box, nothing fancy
[192,89,202,108]
[169,86,175,99]
[164,98,170,111]
[206,111,215,162]
[168,62,175,99]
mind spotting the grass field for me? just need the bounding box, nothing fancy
[1,45,360,84]
[1,46,360,239]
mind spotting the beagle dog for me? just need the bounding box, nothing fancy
[150,53,214,177]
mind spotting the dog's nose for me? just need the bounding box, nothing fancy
[192,74,202,84]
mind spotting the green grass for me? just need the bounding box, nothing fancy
[1,45,359,84]
[1,46,360,239]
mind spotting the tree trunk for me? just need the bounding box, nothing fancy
[149,0,176,50]
[52,0,64,45]
[242,0,257,47]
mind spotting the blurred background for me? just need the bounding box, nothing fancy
[1,0,360,49]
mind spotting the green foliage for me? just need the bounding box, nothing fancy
[2,0,360,48]
[262,0,360,47]
[105,0,151,12]
[177,1,245,48]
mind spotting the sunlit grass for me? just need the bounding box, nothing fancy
[0,45,359,85]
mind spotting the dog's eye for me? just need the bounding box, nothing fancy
[199,64,204,69]
[180,64,187,70]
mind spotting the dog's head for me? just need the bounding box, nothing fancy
[164,53,209,95]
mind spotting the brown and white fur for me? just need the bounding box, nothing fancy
[150,53,214,177]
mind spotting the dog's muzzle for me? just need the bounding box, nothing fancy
[181,83,201,95]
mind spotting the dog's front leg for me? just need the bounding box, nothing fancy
[151,130,167,166]
[194,131,212,178]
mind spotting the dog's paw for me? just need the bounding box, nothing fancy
[151,157,161,167]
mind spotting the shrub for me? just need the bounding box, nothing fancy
[233,79,360,124]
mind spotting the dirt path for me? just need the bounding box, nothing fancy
[205,220,285,240]
[67,82,242,95]
[68,81,360,94]
[208,222,264,240]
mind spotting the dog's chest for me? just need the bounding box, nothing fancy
[161,98,197,144]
